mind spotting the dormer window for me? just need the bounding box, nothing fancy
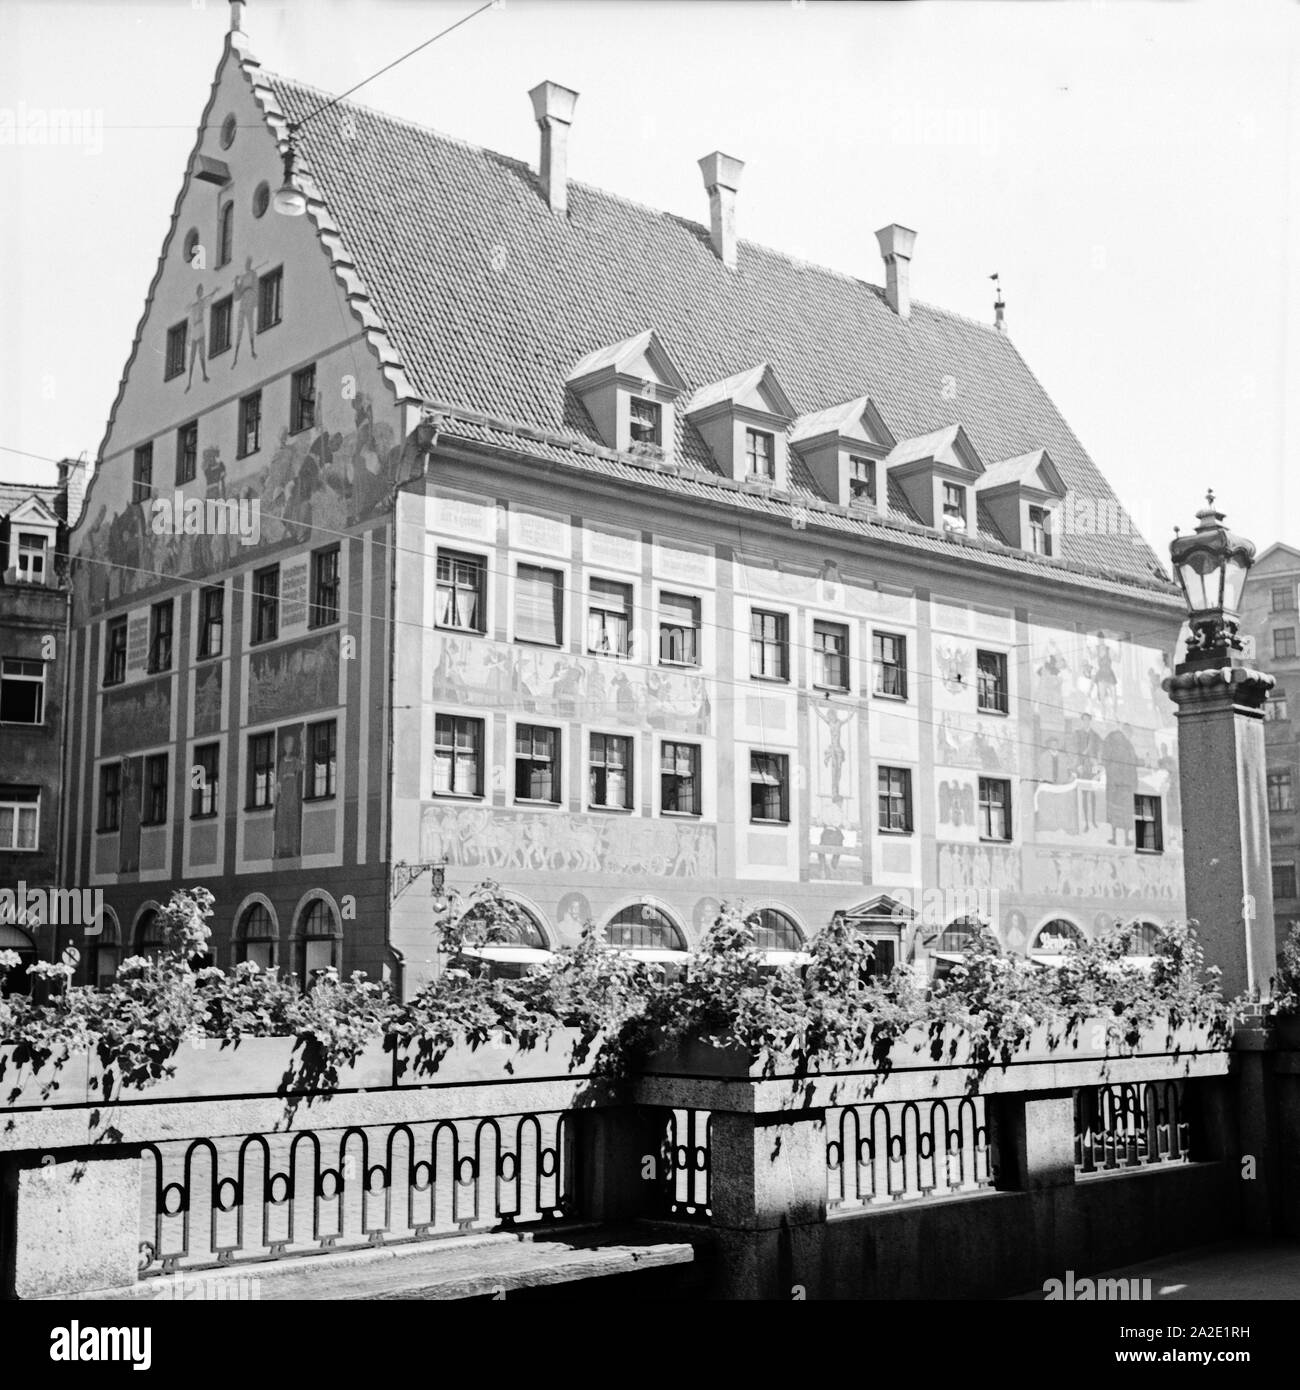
[943,483,966,523]
[16,533,47,584]
[789,398,894,508]
[974,449,1068,556]
[567,330,686,465]
[746,428,775,480]
[849,456,876,504]
[630,398,662,448]
[684,362,795,487]
[881,425,984,531]
[1029,506,1053,556]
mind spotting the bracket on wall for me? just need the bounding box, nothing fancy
[391,860,447,902]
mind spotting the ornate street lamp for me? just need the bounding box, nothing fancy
[272,131,308,217]
[1169,490,1257,670]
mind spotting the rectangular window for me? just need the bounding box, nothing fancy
[873,631,908,699]
[217,201,234,268]
[749,751,789,823]
[0,786,39,850]
[1029,506,1053,556]
[630,397,662,447]
[435,549,486,633]
[165,323,186,380]
[309,545,340,628]
[943,483,966,522]
[433,715,484,797]
[979,777,1012,841]
[514,564,564,646]
[977,649,1009,713]
[661,741,701,816]
[238,390,262,458]
[0,659,45,724]
[15,532,47,583]
[175,420,198,485]
[251,565,279,645]
[1134,794,1164,852]
[1275,628,1297,660]
[192,743,219,818]
[877,766,913,832]
[588,577,633,658]
[209,295,233,356]
[142,753,168,826]
[104,618,128,686]
[133,443,153,504]
[1266,693,1290,722]
[814,620,849,691]
[1272,585,1294,614]
[198,584,224,659]
[849,456,876,505]
[589,732,632,810]
[248,733,275,809]
[1274,863,1298,901]
[1268,770,1295,813]
[745,428,775,480]
[290,364,317,434]
[307,719,337,800]
[147,599,174,674]
[98,765,122,833]
[659,591,700,666]
[258,266,283,331]
[750,609,789,681]
[515,725,559,803]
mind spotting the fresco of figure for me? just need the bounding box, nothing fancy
[1086,632,1119,720]
[185,283,212,390]
[1101,721,1139,847]
[274,729,303,859]
[1071,713,1103,832]
[232,257,258,365]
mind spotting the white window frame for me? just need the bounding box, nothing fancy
[0,658,46,725]
[0,789,40,851]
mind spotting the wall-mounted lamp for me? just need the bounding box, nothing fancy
[273,128,308,217]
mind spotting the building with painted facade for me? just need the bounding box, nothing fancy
[62,17,1188,993]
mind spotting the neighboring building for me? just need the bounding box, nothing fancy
[0,461,82,990]
[1241,543,1300,951]
[62,18,1188,993]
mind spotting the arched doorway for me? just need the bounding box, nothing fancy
[296,898,341,986]
[235,901,278,970]
[89,909,120,986]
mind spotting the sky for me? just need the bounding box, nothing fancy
[1,0,1297,558]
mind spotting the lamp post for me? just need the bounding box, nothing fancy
[1163,492,1276,999]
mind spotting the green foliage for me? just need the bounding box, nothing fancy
[1268,921,1300,1018]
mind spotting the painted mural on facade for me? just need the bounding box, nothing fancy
[419,804,716,878]
[248,631,340,725]
[100,680,172,759]
[807,701,863,881]
[194,662,222,737]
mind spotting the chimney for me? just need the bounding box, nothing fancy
[698,152,744,270]
[55,456,88,529]
[875,223,917,319]
[528,81,579,216]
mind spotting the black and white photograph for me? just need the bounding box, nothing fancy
[1,0,1297,1354]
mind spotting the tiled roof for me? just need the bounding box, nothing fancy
[254,66,1172,591]
[0,480,61,519]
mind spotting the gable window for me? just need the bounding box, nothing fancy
[435,549,486,633]
[1275,628,1297,660]
[133,443,154,503]
[15,532,47,583]
[515,563,564,646]
[942,483,966,523]
[147,599,173,674]
[1274,863,1298,901]
[0,659,45,724]
[659,592,700,666]
[248,733,275,809]
[310,545,340,628]
[0,787,39,850]
[849,456,876,505]
[588,578,633,658]
[165,323,186,381]
[977,649,1009,713]
[630,398,662,448]
[814,620,849,691]
[238,390,262,458]
[209,295,233,356]
[434,715,484,797]
[175,421,198,485]
[750,752,789,823]
[661,741,700,816]
[1266,692,1289,722]
[515,725,560,803]
[104,618,128,686]
[251,565,279,645]
[1272,585,1295,613]
[291,364,317,434]
[1029,506,1053,556]
[307,719,337,800]
[750,609,789,681]
[1268,770,1294,813]
[98,764,122,833]
[589,732,632,810]
[198,584,224,659]
[979,777,1012,841]
[142,753,168,826]
[745,428,775,480]
[217,201,234,267]
[873,631,907,699]
[1134,794,1163,852]
[192,743,219,818]
[877,766,913,832]
[258,266,283,331]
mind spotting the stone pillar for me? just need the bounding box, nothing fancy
[570,1106,663,1223]
[988,1091,1077,1190]
[1232,1026,1283,1236]
[1164,666,1277,999]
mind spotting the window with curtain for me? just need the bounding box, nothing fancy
[660,741,700,815]
[749,751,789,822]
[434,715,483,796]
[589,733,632,809]
[436,549,486,632]
[587,578,633,658]
[514,564,563,646]
[659,591,700,665]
